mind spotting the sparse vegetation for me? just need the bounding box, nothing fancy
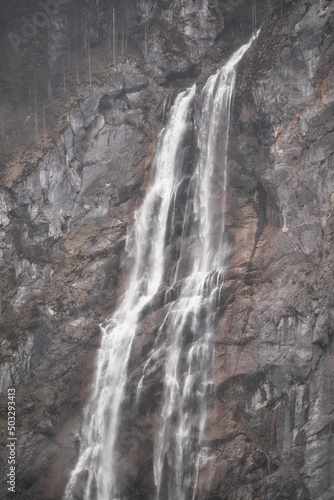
[0,0,138,188]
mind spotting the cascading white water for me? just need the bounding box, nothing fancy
[151,37,258,500]
[65,34,257,500]
[64,85,196,500]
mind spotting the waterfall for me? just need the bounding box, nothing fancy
[152,37,258,500]
[65,34,257,500]
[64,85,196,500]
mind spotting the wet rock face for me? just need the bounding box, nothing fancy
[134,0,273,83]
[134,0,221,81]
[0,0,333,499]
[0,54,164,499]
[209,0,334,498]
[119,1,334,499]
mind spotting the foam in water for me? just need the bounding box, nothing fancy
[65,85,196,500]
[152,36,258,500]
[65,33,257,500]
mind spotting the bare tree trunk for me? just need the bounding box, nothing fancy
[121,22,125,55]
[108,14,112,66]
[125,0,129,53]
[47,26,53,98]
[34,86,39,143]
[0,108,5,164]
[47,75,52,98]
[144,4,148,59]
[43,101,46,146]
[75,13,80,83]
[28,85,32,115]
[68,34,71,73]
[63,57,66,93]
[88,36,92,88]
[252,0,257,34]
[113,7,116,65]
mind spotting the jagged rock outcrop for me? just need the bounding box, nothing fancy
[0,52,165,498]
[0,0,333,499]
[219,2,334,497]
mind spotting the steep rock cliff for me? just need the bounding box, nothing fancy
[0,0,333,499]
[211,0,334,497]
[0,51,165,499]
[114,1,334,499]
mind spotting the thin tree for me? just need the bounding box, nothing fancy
[252,0,257,34]
[46,24,53,98]
[43,100,46,146]
[33,83,39,143]
[113,7,116,65]
[88,37,92,88]
[63,57,66,93]
[121,0,128,55]
[144,4,148,59]
[88,18,92,88]
[125,0,129,52]
[108,10,112,66]
[0,104,6,164]
[75,12,80,84]
[68,32,71,73]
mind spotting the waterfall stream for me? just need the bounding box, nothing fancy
[65,34,257,500]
